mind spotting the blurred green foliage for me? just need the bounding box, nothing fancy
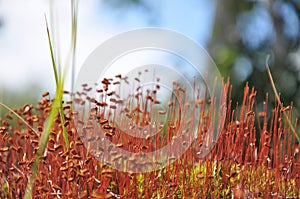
[0,84,41,117]
[105,0,300,107]
[211,0,300,106]
[1,0,299,109]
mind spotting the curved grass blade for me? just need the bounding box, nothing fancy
[266,55,300,143]
[0,102,39,136]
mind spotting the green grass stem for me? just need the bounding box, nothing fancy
[266,55,300,143]
[24,1,78,197]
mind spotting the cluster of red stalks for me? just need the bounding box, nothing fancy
[0,76,299,198]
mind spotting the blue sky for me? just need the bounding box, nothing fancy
[0,0,216,92]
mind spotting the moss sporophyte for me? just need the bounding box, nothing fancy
[0,73,299,198]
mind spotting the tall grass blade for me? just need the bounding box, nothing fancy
[45,15,59,86]
[70,0,78,96]
[266,55,300,143]
[24,79,64,199]
[45,16,69,150]
[24,1,79,196]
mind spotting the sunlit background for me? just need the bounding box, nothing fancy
[0,0,300,111]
